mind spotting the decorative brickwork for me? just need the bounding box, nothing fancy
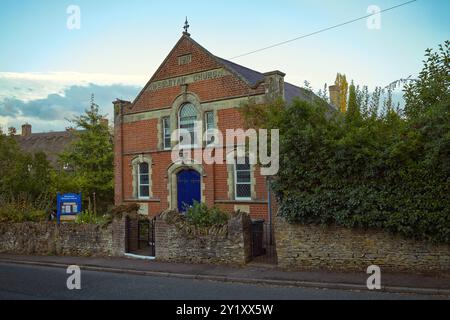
[113,34,277,219]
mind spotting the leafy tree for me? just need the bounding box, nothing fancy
[316,83,329,103]
[335,73,349,113]
[0,130,53,222]
[356,85,370,118]
[404,40,450,118]
[347,81,360,121]
[240,41,450,243]
[8,127,17,136]
[58,95,114,213]
[0,131,51,197]
[368,86,382,118]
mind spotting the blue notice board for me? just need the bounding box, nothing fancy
[57,193,82,223]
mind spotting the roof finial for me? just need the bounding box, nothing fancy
[183,17,190,36]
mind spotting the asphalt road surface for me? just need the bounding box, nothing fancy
[0,262,442,300]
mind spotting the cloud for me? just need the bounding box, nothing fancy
[0,72,147,102]
[0,83,141,133]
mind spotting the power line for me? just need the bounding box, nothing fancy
[229,0,418,60]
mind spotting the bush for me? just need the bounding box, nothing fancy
[185,202,229,228]
[75,210,111,225]
[272,98,450,243]
[0,193,51,223]
[244,42,450,244]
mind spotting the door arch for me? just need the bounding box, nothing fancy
[177,169,201,212]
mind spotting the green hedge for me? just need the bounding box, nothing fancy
[272,99,450,243]
[240,42,450,243]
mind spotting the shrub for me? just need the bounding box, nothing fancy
[75,210,111,225]
[271,98,450,243]
[0,193,51,223]
[240,42,450,243]
[185,202,229,228]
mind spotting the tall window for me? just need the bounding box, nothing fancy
[205,111,215,146]
[235,157,251,200]
[138,162,150,199]
[179,103,198,146]
[162,117,171,150]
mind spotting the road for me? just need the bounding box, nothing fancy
[0,262,442,300]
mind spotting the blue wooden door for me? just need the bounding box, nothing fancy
[177,170,201,212]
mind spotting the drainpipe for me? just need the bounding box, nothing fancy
[267,176,273,246]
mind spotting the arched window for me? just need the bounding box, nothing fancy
[179,103,198,146]
[235,156,251,200]
[138,162,150,199]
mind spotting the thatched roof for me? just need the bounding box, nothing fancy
[15,130,79,168]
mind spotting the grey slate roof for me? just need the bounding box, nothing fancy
[216,56,326,105]
[15,131,79,168]
[285,82,316,104]
[216,57,265,87]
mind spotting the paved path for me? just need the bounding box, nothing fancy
[0,262,443,300]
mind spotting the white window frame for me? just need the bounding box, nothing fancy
[162,116,171,150]
[205,111,215,146]
[138,162,150,200]
[178,103,199,148]
[234,157,252,201]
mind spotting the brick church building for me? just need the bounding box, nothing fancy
[113,27,323,220]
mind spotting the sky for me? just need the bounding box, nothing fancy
[0,0,449,133]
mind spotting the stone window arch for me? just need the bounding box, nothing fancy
[131,155,153,199]
[178,102,199,146]
[170,92,203,147]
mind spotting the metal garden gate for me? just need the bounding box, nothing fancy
[125,216,156,257]
[251,220,277,265]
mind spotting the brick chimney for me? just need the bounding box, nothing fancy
[264,71,286,102]
[329,85,340,109]
[21,123,32,137]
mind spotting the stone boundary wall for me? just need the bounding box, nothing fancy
[275,217,450,274]
[0,218,126,257]
[155,211,252,265]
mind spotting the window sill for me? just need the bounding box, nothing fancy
[124,198,161,203]
[215,200,268,205]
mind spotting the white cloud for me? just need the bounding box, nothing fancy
[0,72,147,102]
[0,73,144,133]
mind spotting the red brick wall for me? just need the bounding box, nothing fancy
[115,35,272,221]
[129,36,264,113]
[122,119,158,153]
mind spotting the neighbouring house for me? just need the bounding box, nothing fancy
[113,27,334,220]
[14,123,79,170]
[14,119,110,171]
